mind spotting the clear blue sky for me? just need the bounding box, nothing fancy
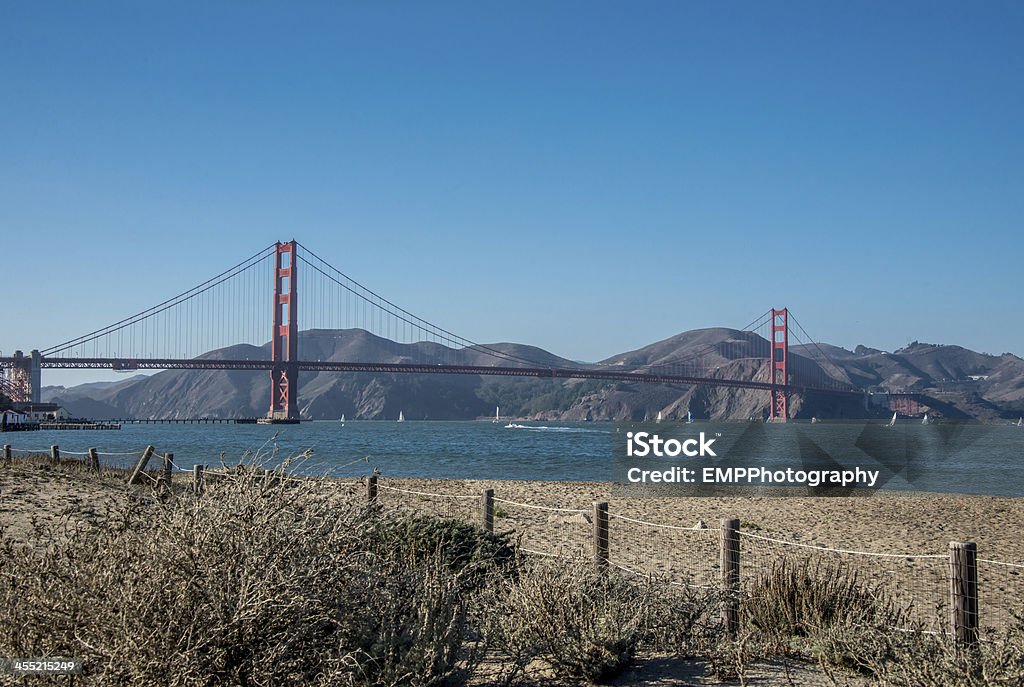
[2,2,1022,386]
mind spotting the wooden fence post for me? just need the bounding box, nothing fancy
[128,445,156,485]
[481,488,494,533]
[50,445,60,463]
[88,448,99,471]
[3,445,10,465]
[593,501,609,570]
[193,464,205,493]
[155,452,173,492]
[721,518,741,638]
[950,541,979,648]
[367,475,378,504]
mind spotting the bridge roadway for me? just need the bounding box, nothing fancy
[0,357,861,396]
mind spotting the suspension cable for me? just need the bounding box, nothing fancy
[296,244,557,369]
[42,244,277,355]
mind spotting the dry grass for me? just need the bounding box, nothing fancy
[744,557,909,639]
[2,457,1024,686]
[738,557,1024,685]
[867,621,1024,686]
[0,460,500,686]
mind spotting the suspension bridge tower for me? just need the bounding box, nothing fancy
[4,350,41,404]
[769,307,789,421]
[267,240,300,422]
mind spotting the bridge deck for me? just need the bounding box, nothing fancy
[0,357,860,396]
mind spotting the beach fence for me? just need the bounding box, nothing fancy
[2,443,159,476]
[359,477,1020,646]
[1,444,204,498]
[978,555,1024,639]
[1,443,318,492]
[1,447,1017,646]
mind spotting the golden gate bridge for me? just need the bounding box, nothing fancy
[0,241,862,422]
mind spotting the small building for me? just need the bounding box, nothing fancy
[1,409,29,426]
[12,403,71,422]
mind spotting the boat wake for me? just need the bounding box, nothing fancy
[504,423,606,433]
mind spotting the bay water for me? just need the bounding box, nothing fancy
[9,420,1024,496]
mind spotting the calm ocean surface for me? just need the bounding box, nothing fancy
[10,420,1024,496]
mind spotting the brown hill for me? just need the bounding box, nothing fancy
[44,329,1023,422]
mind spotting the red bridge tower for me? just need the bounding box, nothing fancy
[769,307,789,421]
[267,240,299,422]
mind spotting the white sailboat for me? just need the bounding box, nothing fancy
[643,411,649,422]
[921,413,929,425]
[397,411,405,422]
[493,406,500,423]
[887,412,897,428]
[1018,417,1022,427]
[339,413,345,426]
[686,410,693,424]
[656,411,663,423]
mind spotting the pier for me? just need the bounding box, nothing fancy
[40,421,121,430]
[107,418,259,425]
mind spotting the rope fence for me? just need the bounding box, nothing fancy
[608,511,720,588]
[494,496,592,561]
[376,480,479,521]
[2,446,1021,646]
[357,478,1020,645]
[978,558,1024,637]
[2,443,152,473]
[739,528,951,635]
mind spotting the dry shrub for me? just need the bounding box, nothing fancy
[744,557,907,637]
[367,515,517,594]
[0,463,501,686]
[703,631,766,683]
[866,616,1024,686]
[484,559,650,684]
[640,581,721,657]
[740,556,911,674]
[342,556,473,686]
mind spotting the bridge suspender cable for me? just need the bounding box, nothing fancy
[786,311,854,391]
[40,244,278,356]
[295,243,560,369]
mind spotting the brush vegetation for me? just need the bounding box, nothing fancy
[1,459,1023,685]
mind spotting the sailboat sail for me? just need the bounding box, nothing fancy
[888,412,897,427]
[340,413,345,423]
[1018,417,1022,427]
[656,411,663,423]
[922,413,929,425]
[687,410,693,423]
[495,406,500,422]
[398,411,405,422]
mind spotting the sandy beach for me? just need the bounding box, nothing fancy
[369,476,1024,636]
